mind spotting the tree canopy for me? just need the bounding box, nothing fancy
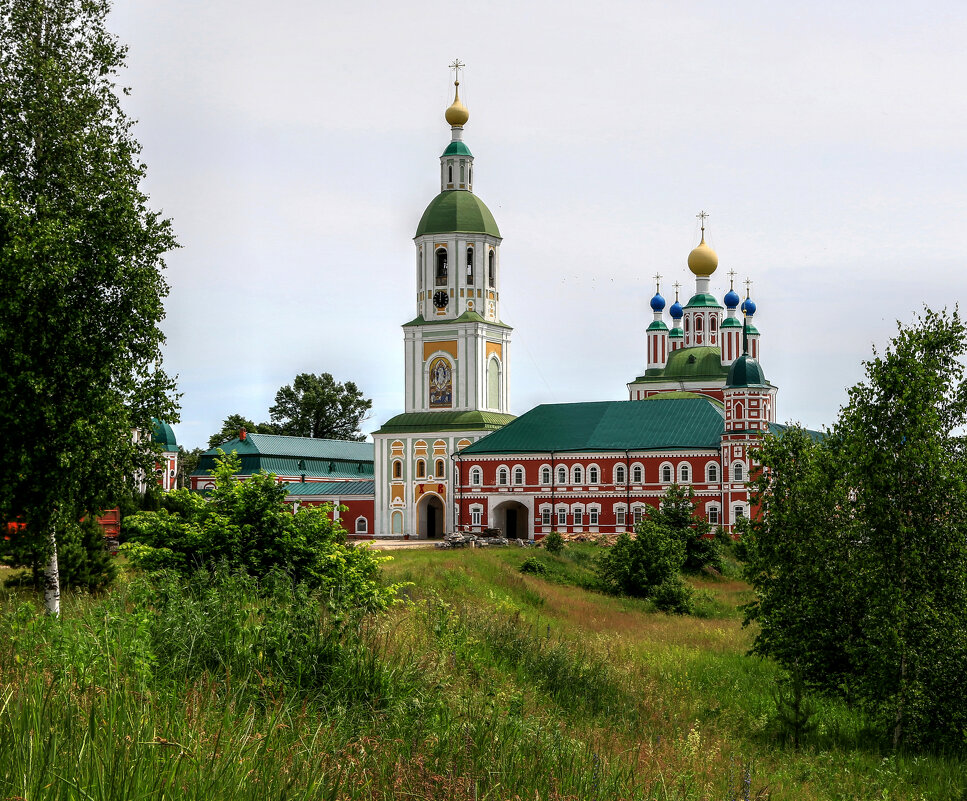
[742,308,967,750]
[268,373,372,441]
[0,0,178,610]
[208,414,279,449]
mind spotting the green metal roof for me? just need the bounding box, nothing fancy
[402,310,512,330]
[669,328,683,338]
[193,435,374,477]
[725,354,770,388]
[768,423,825,442]
[634,346,728,383]
[151,418,178,451]
[684,293,723,309]
[646,320,669,332]
[746,323,760,335]
[644,391,724,408]
[283,481,375,497]
[720,316,742,328]
[442,141,473,157]
[460,398,725,455]
[374,410,516,435]
[415,191,500,238]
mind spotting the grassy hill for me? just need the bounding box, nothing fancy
[0,546,963,799]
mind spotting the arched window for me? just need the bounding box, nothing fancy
[416,459,426,478]
[355,517,368,534]
[572,465,584,484]
[541,467,551,485]
[498,467,509,485]
[706,462,718,483]
[488,250,495,287]
[733,463,744,482]
[392,460,402,479]
[661,464,672,483]
[588,466,599,484]
[513,467,524,485]
[684,317,690,333]
[632,465,643,484]
[557,466,567,484]
[708,505,720,525]
[435,459,445,477]
[435,248,448,286]
[615,465,626,484]
[447,162,453,183]
[679,463,691,483]
[466,246,474,284]
[733,504,746,522]
[696,317,703,331]
[470,467,482,485]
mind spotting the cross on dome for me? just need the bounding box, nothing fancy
[696,210,709,235]
[728,269,736,290]
[653,273,662,293]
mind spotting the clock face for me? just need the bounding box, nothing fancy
[433,290,449,309]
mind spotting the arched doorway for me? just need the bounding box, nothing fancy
[417,493,445,539]
[493,500,530,541]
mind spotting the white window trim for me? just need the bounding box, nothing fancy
[630,462,645,485]
[659,461,673,484]
[355,517,368,534]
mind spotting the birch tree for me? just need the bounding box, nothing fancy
[0,0,177,613]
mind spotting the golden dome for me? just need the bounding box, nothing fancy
[687,234,718,277]
[445,81,469,127]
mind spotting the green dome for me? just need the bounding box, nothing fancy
[415,191,500,238]
[726,354,769,388]
[151,418,178,451]
[442,141,473,157]
[662,346,729,381]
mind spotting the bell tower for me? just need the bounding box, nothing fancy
[373,63,516,538]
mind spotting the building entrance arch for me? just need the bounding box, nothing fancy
[492,500,530,541]
[417,493,446,539]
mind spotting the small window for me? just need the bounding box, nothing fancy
[589,508,599,525]
[416,459,426,478]
[466,247,474,284]
[632,465,643,484]
[470,467,482,485]
[498,467,509,485]
[471,508,482,525]
[435,459,445,477]
[615,465,626,484]
[708,506,720,525]
[542,509,551,526]
[734,463,744,482]
[435,248,448,286]
[573,466,583,485]
[661,464,672,483]
[448,163,453,183]
[679,463,691,483]
[574,509,583,526]
[557,508,567,526]
[615,508,626,526]
[588,466,599,484]
[488,250,496,287]
[513,467,524,485]
[707,463,718,483]
[392,460,402,479]
[733,505,746,521]
[541,467,551,485]
[557,466,567,484]
[355,517,368,534]
[633,507,644,524]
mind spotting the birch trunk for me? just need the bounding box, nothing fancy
[44,525,60,616]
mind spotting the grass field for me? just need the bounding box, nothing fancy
[0,545,964,800]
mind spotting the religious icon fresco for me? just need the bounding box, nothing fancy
[428,357,453,408]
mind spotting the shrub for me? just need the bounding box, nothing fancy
[542,530,564,555]
[519,556,548,576]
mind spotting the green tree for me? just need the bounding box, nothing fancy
[207,413,279,449]
[269,373,372,441]
[176,446,204,489]
[0,0,178,612]
[743,309,967,750]
[651,483,721,572]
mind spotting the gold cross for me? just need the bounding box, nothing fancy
[728,269,736,289]
[696,210,709,234]
[653,273,662,293]
[449,59,465,84]
[744,278,753,297]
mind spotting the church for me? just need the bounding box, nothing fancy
[193,68,779,540]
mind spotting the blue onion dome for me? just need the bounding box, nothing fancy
[741,297,757,316]
[669,300,684,319]
[724,288,740,309]
[650,293,666,312]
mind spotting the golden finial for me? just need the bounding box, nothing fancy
[445,59,469,127]
[688,210,718,277]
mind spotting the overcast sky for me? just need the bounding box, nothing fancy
[108,0,965,451]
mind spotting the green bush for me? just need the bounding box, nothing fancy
[519,556,548,575]
[122,451,400,616]
[542,530,564,554]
